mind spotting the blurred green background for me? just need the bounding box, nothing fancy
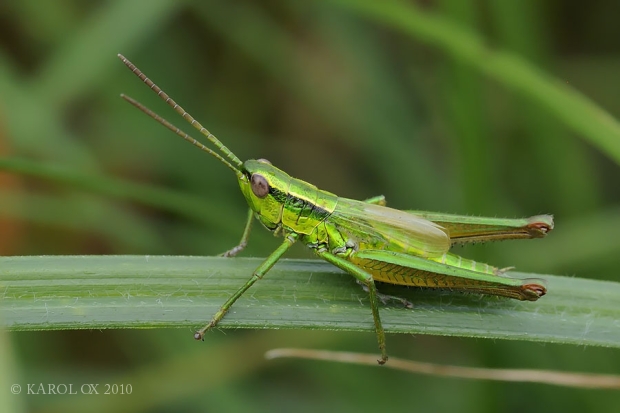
[1,0,619,412]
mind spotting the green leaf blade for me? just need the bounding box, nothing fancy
[1,256,618,349]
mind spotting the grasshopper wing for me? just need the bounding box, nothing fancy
[407,211,554,244]
[331,198,450,258]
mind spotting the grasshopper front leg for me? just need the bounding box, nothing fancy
[316,249,388,365]
[195,233,297,340]
[220,209,254,257]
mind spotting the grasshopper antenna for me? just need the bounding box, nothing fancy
[120,94,242,177]
[118,54,243,169]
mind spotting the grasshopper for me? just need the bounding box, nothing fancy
[118,54,552,364]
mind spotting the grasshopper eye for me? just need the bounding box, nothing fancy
[257,158,271,165]
[250,174,269,198]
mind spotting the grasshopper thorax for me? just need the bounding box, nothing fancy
[238,159,338,235]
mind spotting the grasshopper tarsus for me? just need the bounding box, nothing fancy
[220,209,254,257]
[373,287,413,308]
[220,244,246,258]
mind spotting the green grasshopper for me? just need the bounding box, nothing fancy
[118,54,552,364]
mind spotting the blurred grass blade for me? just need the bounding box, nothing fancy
[0,157,232,233]
[265,349,620,389]
[1,256,619,349]
[0,191,166,252]
[0,330,23,413]
[328,0,620,164]
[0,52,97,169]
[30,0,178,107]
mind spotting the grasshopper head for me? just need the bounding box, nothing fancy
[239,159,291,230]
